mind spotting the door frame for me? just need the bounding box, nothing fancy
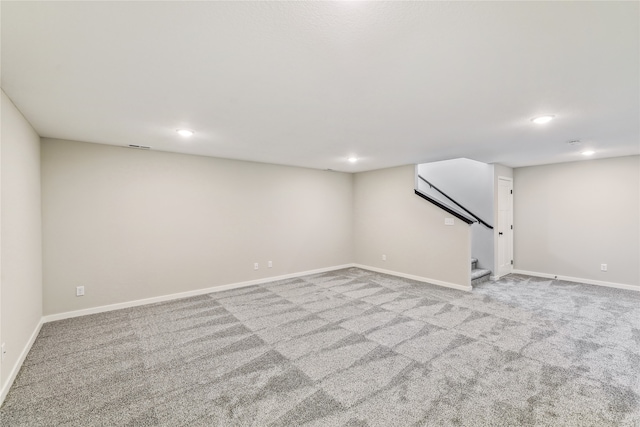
[495,176,513,279]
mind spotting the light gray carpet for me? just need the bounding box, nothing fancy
[2,268,639,426]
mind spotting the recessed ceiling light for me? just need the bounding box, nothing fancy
[531,115,555,124]
[582,150,595,156]
[348,157,358,163]
[176,129,194,137]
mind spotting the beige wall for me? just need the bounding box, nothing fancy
[41,139,354,315]
[514,156,639,288]
[354,165,471,289]
[1,91,43,392]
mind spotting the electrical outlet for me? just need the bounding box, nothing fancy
[444,218,455,226]
[382,254,386,261]
[1,343,6,361]
[254,263,259,270]
[76,286,85,296]
[268,261,272,268]
[601,264,607,272]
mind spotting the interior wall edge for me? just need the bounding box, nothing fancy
[0,89,43,402]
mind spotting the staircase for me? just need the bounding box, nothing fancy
[471,258,491,286]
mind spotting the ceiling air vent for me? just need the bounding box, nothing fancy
[566,140,582,146]
[127,144,151,150]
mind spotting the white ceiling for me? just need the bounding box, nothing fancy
[2,1,638,172]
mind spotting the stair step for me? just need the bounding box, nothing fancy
[471,268,491,286]
[471,268,491,280]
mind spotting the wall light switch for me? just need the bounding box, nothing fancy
[254,263,259,270]
[601,264,607,272]
[76,286,85,296]
[444,218,455,226]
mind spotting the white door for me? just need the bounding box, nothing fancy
[497,177,513,277]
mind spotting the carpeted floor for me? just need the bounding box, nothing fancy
[2,268,639,426]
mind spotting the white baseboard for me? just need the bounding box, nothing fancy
[42,264,355,323]
[512,269,640,292]
[1,318,43,406]
[354,264,473,292]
